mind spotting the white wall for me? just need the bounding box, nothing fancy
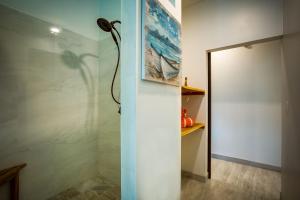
[211,40,282,167]
[182,0,283,177]
[121,0,181,199]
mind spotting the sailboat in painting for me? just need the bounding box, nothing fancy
[161,55,180,80]
[151,43,180,80]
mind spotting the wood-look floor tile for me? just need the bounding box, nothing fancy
[181,158,281,200]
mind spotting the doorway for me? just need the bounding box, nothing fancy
[207,36,283,179]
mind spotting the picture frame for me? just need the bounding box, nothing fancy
[142,0,182,86]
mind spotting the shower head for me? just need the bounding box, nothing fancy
[96,17,122,114]
[97,18,121,46]
[97,18,112,32]
[97,18,121,32]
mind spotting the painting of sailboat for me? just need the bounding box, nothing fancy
[142,0,181,86]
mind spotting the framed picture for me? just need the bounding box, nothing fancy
[142,0,181,86]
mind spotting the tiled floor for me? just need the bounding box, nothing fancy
[48,177,120,200]
[49,159,280,200]
[181,158,281,200]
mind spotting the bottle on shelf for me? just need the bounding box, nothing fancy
[184,77,188,86]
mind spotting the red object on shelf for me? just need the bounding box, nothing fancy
[186,117,194,127]
[181,108,194,128]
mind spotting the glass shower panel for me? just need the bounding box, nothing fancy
[0,0,120,199]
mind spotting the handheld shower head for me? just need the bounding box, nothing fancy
[97,18,121,44]
[97,18,112,32]
[97,17,122,114]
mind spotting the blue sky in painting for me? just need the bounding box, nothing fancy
[146,0,181,63]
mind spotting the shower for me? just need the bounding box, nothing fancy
[0,1,122,198]
[97,18,121,114]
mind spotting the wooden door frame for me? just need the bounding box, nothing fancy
[0,164,26,200]
[206,35,283,179]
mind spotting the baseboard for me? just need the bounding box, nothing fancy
[212,154,281,172]
[181,170,207,182]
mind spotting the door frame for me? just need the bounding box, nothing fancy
[206,35,283,179]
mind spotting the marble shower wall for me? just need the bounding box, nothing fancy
[97,37,121,184]
[0,3,120,200]
[97,0,121,185]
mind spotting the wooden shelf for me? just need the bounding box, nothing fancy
[182,86,205,96]
[181,123,205,137]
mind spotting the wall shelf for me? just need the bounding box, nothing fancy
[182,86,205,96]
[181,123,205,137]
